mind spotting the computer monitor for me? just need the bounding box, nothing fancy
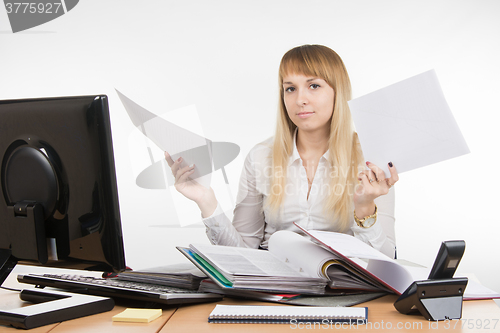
[0,95,126,328]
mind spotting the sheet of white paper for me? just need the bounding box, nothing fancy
[116,89,212,188]
[269,230,336,279]
[349,70,470,177]
[190,243,309,278]
[306,230,392,262]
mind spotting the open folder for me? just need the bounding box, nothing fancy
[179,228,499,300]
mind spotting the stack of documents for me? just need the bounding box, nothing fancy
[198,279,301,302]
[114,263,207,290]
[198,278,387,306]
[179,228,500,300]
[178,243,327,294]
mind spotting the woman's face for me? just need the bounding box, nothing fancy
[282,73,334,134]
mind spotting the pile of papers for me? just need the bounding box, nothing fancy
[114,263,207,290]
[180,243,327,294]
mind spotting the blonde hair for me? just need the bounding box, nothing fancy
[266,44,363,231]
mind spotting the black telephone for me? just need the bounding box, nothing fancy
[394,240,468,321]
[427,240,465,280]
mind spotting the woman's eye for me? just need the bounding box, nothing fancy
[310,83,320,89]
[285,87,295,92]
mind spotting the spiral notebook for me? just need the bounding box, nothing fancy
[208,305,368,324]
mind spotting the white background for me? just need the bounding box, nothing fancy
[1,0,499,293]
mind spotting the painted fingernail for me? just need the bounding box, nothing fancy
[366,161,371,166]
[388,162,393,168]
[189,164,194,168]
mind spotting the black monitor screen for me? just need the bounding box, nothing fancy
[0,95,126,273]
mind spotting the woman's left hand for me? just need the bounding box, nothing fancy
[353,162,399,218]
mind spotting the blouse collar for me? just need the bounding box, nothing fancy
[288,128,330,166]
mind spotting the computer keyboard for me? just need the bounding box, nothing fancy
[18,273,223,305]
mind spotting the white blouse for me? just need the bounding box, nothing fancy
[202,136,397,258]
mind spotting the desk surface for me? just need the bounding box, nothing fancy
[161,296,500,333]
[1,290,499,332]
[2,266,499,332]
[0,289,177,332]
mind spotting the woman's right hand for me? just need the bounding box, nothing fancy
[164,152,217,217]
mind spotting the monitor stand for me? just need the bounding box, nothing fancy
[0,249,115,330]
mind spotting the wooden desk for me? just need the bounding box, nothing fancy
[161,296,500,333]
[48,303,176,333]
[0,289,177,332]
[1,291,499,332]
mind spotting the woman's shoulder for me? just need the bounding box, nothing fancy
[248,136,273,156]
[244,136,274,166]
[254,136,274,150]
[241,137,274,188]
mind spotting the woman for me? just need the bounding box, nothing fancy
[165,44,399,258]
